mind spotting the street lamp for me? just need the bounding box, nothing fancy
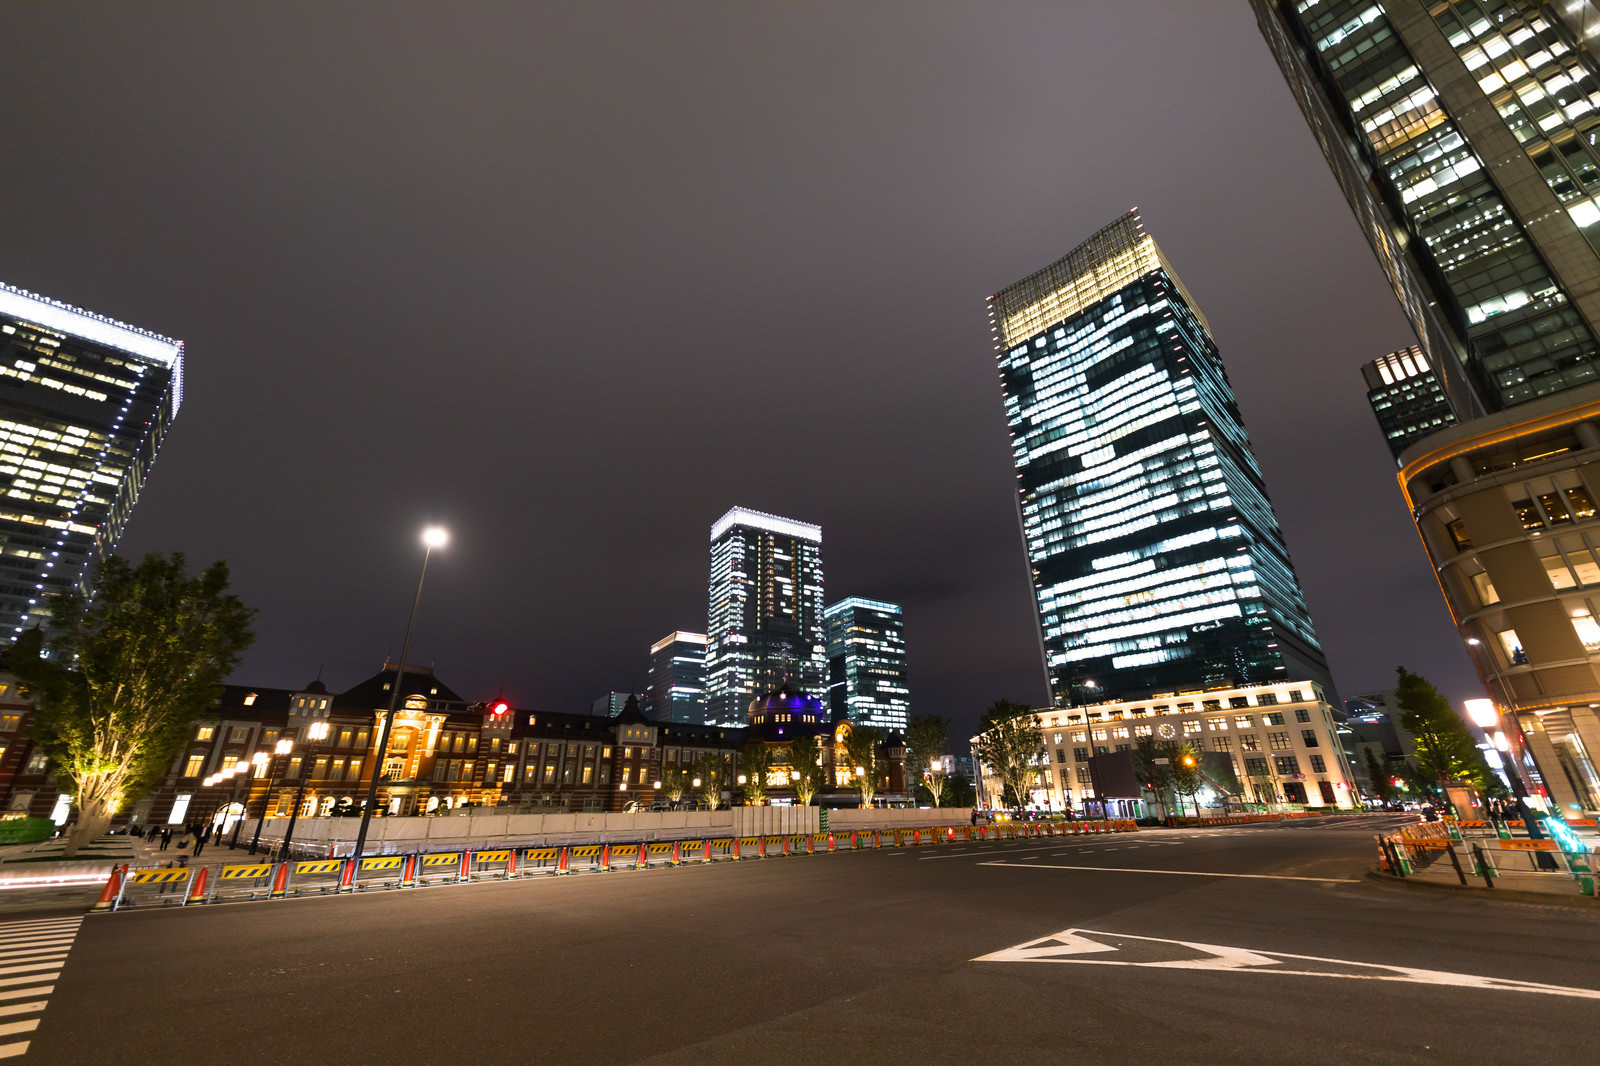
[229,751,272,848]
[248,738,294,855]
[353,525,448,860]
[279,720,329,862]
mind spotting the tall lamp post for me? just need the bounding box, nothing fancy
[352,525,448,860]
[278,721,329,862]
[230,751,271,848]
[248,738,295,855]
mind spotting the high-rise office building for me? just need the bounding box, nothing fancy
[987,211,1335,706]
[1253,1,1600,810]
[1363,346,1457,459]
[824,596,910,733]
[0,283,183,637]
[647,631,708,724]
[704,507,826,727]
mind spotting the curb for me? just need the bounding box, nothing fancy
[1365,869,1600,911]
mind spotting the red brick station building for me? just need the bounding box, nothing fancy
[0,663,907,828]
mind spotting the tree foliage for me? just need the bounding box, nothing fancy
[974,700,1042,813]
[662,767,692,804]
[1394,666,1500,795]
[14,553,255,855]
[691,753,725,810]
[1363,748,1393,804]
[1168,741,1204,816]
[786,734,824,806]
[842,725,883,808]
[740,742,772,805]
[906,714,950,807]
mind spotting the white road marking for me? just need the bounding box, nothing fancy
[974,927,1600,1000]
[0,917,85,1061]
[978,861,1356,883]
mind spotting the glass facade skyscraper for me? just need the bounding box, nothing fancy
[1363,346,1457,458]
[647,631,708,724]
[1252,0,1600,425]
[705,507,826,727]
[824,596,910,733]
[0,283,183,638]
[988,211,1335,706]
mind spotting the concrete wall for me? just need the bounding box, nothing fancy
[827,808,973,830]
[243,805,822,857]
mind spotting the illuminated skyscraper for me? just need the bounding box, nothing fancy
[1252,1,1600,808]
[824,596,910,733]
[704,507,826,727]
[988,211,1335,705]
[1363,346,1455,460]
[647,631,708,724]
[0,284,183,638]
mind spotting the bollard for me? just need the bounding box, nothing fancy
[337,858,357,893]
[638,841,649,869]
[93,866,125,912]
[703,839,713,863]
[733,837,742,861]
[400,853,418,889]
[558,846,571,875]
[828,832,836,852]
[599,844,612,872]
[506,848,520,879]
[460,850,473,883]
[671,841,681,867]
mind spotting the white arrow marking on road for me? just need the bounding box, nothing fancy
[974,928,1600,999]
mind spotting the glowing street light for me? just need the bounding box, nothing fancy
[1464,698,1498,730]
[353,524,449,860]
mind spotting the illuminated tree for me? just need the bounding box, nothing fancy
[974,700,1042,813]
[691,753,725,810]
[740,742,772,805]
[14,554,255,856]
[787,734,824,806]
[843,725,884,808]
[906,714,950,807]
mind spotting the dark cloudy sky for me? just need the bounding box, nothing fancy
[0,2,1478,735]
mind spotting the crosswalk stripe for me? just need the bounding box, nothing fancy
[0,975,58,990]
[0,989,52,1003]
[0,1022,36,1040]
[0,1005,44,1020]
[0,953,66,964]
[0,1039,28,1059]
[0,964,63,979]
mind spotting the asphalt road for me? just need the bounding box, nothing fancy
[17,814,1600,1065]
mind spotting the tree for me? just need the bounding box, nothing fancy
[740,742,772,805]
[1362,748,1392,805]
[786,734,824,806]
[1169,741,1204,817]
[842,725,884,808]
[906,714,950,807]
[662,767,692,804]
[973,700,1043,813]
[1394,667,1501,796]
[691,753,725,810]
[945,772,977,808]
[1133,736,1172,818]
[14,553,255,856]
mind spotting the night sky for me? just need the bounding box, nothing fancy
[0,3,1477,736]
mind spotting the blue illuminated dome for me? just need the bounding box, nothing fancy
[746,681,826,740]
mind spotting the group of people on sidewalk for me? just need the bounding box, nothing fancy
[129,819,216,857]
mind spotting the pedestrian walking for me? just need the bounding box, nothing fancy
[192,833,206,858]
[159,827,172,851]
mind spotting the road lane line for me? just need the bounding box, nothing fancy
[978,861,1357,883]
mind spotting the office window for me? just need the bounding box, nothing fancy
[1264,713,1285,726]
[1288,690,1305,702]
[1471,570,1500,606]
[1212,737,1232,752]
[195,725,214,742]
[1240,734,1260,752]
[1207,719,1229,731]
[1055,749,1066,763]
[582,766,593,785]
[1183,720,1201,735]
[1273,755,1300,775]
[1295,708,1311,723]
[1572,608,1600,651]
[1233,715,1253,728]
[0,715,19,733]
[1257,692,1279,705]
[1309,754,1327,774]
[1269,732,1291,751]
[25,751,46,773]
[1301,729,1320,748]
[1244,757,1269,776]
[183,755,205,778]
